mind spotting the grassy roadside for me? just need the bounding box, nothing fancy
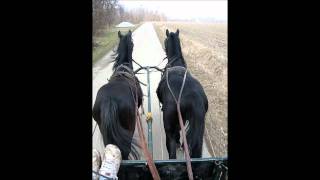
[92,23,141,64]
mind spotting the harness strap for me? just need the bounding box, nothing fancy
[132,58,144,69]
[164,55,183,69]
[112,64,146,86]
[166,68,194,180]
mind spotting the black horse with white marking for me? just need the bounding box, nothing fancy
[93,30,142,160]
[156,29,208,159]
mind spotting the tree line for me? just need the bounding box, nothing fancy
[93,0,166,35]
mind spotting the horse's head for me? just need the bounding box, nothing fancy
[113,30,134,70]
[164,29,186,67]
[165,29,179,58]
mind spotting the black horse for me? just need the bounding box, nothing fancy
[93,30,143,160]
[156,29,208,159]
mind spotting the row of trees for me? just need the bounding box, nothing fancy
[93,0,118,35]
[118,6,167,24]
[93,0,166,35]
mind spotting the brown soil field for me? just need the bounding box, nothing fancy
[153,21,227,157]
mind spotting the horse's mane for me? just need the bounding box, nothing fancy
[112,33,134,71]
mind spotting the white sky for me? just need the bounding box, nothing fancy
[119,1,228,21]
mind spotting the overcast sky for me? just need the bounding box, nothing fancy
[119,1,228,21]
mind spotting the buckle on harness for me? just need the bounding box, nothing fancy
[146,112,153,122]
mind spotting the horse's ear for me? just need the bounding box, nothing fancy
[118,31,122,38]
[176,29,179,36]
[166,29,169,37]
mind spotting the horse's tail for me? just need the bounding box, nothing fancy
[185,101,206,158]
[100,97,139,160]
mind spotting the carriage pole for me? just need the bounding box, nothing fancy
[146,66,153,157]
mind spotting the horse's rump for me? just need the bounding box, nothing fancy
[93,76,142,160]
[157,67,208,158]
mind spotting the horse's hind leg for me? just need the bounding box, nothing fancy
[191,119,205,158]
[165,132,177,159]
[175,131,181,147]
[175,122,181,148]
[191,137,203,158]
[163,109,178,159]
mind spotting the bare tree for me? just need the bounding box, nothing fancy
[93,0,118,35]
[93,0,167,36]
[118,5,125,22]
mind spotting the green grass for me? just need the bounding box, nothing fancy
[92,24,141,64]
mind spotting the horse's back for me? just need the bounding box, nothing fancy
[159,71,207,110]
[158,71,208,128]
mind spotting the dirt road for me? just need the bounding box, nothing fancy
[92,22,211,160]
